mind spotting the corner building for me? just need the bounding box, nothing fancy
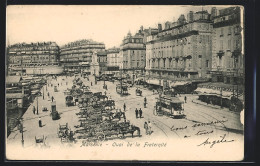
[120,32,146,77]
[60,39,105,73]
[146,10,213,81]
[211,7,244,85]
[7,42,62,75]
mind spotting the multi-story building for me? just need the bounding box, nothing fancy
[120,31,146,79]
[7,42,63,75]
[60,39,105,73]
[106,47,120,74]
[145,10,213,83]
[211,6,243,85]
[90,51,107,76]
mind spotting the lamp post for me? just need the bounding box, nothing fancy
[42,84,45,100]
[220,87,223,108]
[20,118,24,147]
[36,96,39,115]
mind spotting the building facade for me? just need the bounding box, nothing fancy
[106,47,120,74]
[120,32,146,78]
[7,42,62,75]
[60,39,105,73]
[145,10,213,82]
[211,7,243,85]
[90,51,107,76]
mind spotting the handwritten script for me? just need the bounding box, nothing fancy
[197,134,235,148]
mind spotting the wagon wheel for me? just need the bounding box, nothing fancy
[97,133,105,141]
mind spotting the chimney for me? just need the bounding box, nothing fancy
[187,11,194,22]
[210,7,218,19]
[140,26,144,31]
[158,24,162,32]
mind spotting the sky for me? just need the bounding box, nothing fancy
[6,5,227,49]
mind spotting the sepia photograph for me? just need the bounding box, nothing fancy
[5,5,245,161]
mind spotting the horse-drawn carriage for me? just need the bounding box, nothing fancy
[35,135,47,147]
[136,88,142,96]
[57,123,76,143]
[54,86,58,92]
[65,95,74,107]
[50,101,60,120]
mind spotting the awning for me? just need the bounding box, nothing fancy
[135,77,144,81]
[147,79,161,86]
[6,76,22,84]
[195,88,234,99]
[170,81,190,87]
[6,93,27,99]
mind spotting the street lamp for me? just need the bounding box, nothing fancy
[36,96,39,115]
[220,87,223,108]
[20,118,24,147]
[42,85,45,100]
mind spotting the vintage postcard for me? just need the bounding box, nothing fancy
[6,5,244,161]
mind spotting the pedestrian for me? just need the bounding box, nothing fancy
[123,112,126,122]
[51,96,54,102]
[47,92,50,97]
[135,108,138,118]
[144,122,149,135]
[139,108,143,118]
[148,121,152,135]
[33,106,36,114]
[38,117,42,127]
[91,82,93,86]
[184,96,187,103]
[104,91,107,96]
[58,83,59,87]
[123,103,126,111]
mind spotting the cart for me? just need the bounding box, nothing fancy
[136,88,142,96]
[54,86,58,92]
[51,101,60,120]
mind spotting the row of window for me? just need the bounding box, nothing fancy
[9,46,58,52]
[219,25,241,36]
[219,39,240,50]
[123,38,143,44]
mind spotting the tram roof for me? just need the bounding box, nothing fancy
[158,95,184,103]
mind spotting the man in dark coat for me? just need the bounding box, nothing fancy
[139,108,143,118]
[135,108,138,118]
[123,103,126,111]
[38,117,42,127]
[33,106,36,114]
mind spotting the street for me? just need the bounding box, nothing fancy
[6,75,244,160]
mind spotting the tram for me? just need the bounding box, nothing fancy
[116,84,129,95]
[154,95,185,118]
